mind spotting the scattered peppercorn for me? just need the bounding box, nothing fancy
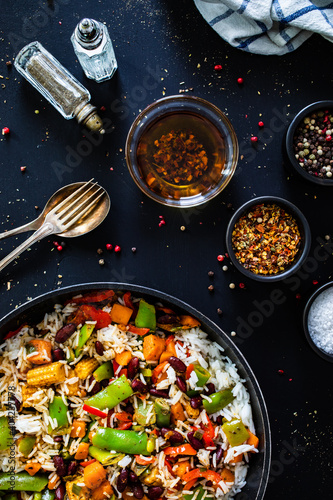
[106,243,113,251]
[208,285,214,292]
[217,254,224,262]
[239,282,245,289]
[159,219,166,227]
[258,121,264,127]
[325,235,330,240]
[100,105,106,111]
[232,203,301,276]
[131,247,137,253]
[237,77,244,84]
[214,64,222,71]
[278,369,284,374]
[222,265,228,271]
[251,136,258,143]
[180,225,186,231]
[97,248,103,255]
[114,245,121,253]
[229,283,235,289]
[6,61,12,67]
[57,245,63,252]
[296,293,301,300]
[208,271,214,277]
[2,127,10,135]
[312,280,319,285]
[293,110,333,179]
[217,308,223,315]
[231,331,236,337]
[99,259,105,266]
[20,166,26,172]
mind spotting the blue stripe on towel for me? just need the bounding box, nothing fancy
[256,20,268,32]
[236,33,264,50]
[237,0,250,14]
[209,8,234,26]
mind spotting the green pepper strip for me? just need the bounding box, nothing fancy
[75,324,95,358]
[41,490,55,500]
[135,402,156,427]
[193,364,210,387]
[88,446,125,465]
[135,300,156,331]
[93,360,114,382]
[18,436,36,457]
[0,417,12,451]
[86,374,133,410]
[48,396,69,435]
[92,428,149,456]
[202,389,234,415]
[154,398,170,428]
[184,486,206,500]
[221,419,250,447]
[0,473,48,492]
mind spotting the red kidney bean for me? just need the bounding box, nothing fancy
[216,415,223,425]
[149,387,169,398]
[133,483,144,499]
[157,314,178,324]
[55,323,76,343]
[95,341,104,355]
[147,486,164,500]
[67,461,78,476]
[125,403,134,414]
[53,456,67,477]
[53,348,65,361]
[161,428,184,445]
[11,395,21,412]
[53,436,63,443]
[190,396,202,409]
[187,431,204,451]
[107,409,113,428]
[117,468,128,493]
[215,445,224,464]
[176,376,186,393]
[88,376,101,395]
[205,383,216,395]
[168,356,186,373]
[206,481,213,487]
[129,470,139,484]
[55,483,66,500]
[101,379,109,388]
[127,357,139,379]
[131,379,148,394]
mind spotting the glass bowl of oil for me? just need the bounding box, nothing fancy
[125,95,239,208]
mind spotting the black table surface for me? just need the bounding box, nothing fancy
[1,1,333,498]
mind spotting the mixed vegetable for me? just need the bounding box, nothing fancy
[0,290,259,500]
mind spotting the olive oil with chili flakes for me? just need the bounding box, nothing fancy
[136,112,225,200]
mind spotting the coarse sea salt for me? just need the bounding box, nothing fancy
[308,287,333,355]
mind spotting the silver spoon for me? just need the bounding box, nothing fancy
[0,180,110,272]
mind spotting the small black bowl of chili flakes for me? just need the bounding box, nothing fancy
[285,100,333,186]
[226,196,311,282]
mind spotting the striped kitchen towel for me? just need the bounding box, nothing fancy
[194,0,333,55]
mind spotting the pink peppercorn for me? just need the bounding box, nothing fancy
[239,282,245,289]
[57,245,63,252]
[251,136,258,143]
[217,255,224,262]
[106,243,113,251]
[2,127,10,135]
[278,369,284,374]
[312,280,318,285]
[214,64,222,71]
[326,135,332,142]
[159,220,166,227]
[114,245,121,253]
[237,77,244,84]
[258,121,264,127]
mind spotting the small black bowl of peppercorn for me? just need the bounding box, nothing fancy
[226,196,311,282]
[285,100,333,185]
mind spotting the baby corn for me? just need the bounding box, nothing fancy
[26,361,66,386]
[75,357,99,380]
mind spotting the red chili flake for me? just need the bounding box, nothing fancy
[217,255,224,262]
[326,135,332,142]
[251,136,258,143]
[258,121,264,127]
[114,245,121,253]
[239,282,245,289]
[225,253,229,258]
[57,245,63,252]
[159,220,166,227]
[53,241,59,247]
[2,127,10,135]
[296,293,301,300]
[237,77,244,84]
[100,105,106,112]
[312,280,318,285]
[278,369,284,375]
[289,378,293,382]
[214,64,222,71]
[159,215,164,219]
[106,243,113,251]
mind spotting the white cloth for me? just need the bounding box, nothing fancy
[194,0,333,55]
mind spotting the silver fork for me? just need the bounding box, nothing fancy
[0,180,105,273]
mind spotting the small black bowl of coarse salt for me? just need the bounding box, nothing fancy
[285,100,333,186]
[303,281,333,362]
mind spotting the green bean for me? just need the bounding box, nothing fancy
[75,323,95,358]
[0,417,12,451]
[86,374,133,410]
[0,473,48,492]
[92,428,149,455]
[202,389,234,414]
[93,361,113,382]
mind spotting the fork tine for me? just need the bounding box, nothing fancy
[48,179,95,216]
[55,181,99,219]
[59,186,103,224]
[61,190,105,229]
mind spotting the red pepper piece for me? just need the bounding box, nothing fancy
[127,325,150,336]
[4,324,27,340]
[82,404,108,419]
[113,359,120,374]
[65,290,115,305]
[80,459,97,467]
[185,363,194,380]
[81,305,111,329]
[117,421,132,430]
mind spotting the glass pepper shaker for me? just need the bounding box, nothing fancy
[14,41,105,133]
[71,18,117,83]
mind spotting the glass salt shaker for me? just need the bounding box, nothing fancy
[14,41,105,133]
[71,18,117,83]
